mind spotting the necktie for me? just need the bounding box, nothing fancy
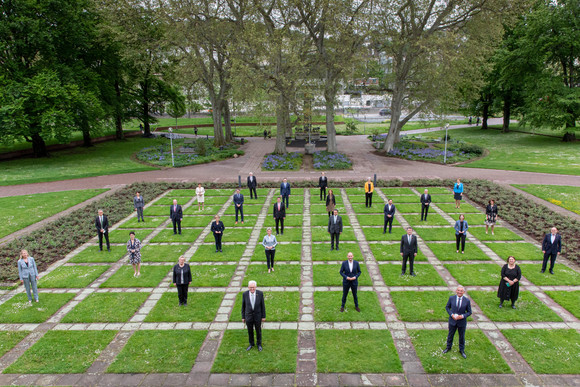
[457,297,461,309]
[100,216,103,226]
[251,293,255,309]
[408,235,411,244]
[551,235,555,244]
[334,216,337,223]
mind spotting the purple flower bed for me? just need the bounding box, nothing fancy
[388,147,457,159]
[313,151,353,170]
[262,152,303,170]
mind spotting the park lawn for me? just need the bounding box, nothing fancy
[416,187,451,194]
[409,329,511,374]
[468,227,523,241]
[142,205,172,216]
[0,332,29,357]
[390,291,452,322]
[39,265,109,288]
[312,263,372,286]
[0,137,160,186]
[121,216,166,229]
[311,242,362,261]
[311,214,351,227]
[183,205,224,215]
[107,330,207,373]
[145,292,223,322]
[427,242,491,261]
[107,229,153,244]
[381,187,415,195]
[69,246,127,263]
[203,229,252,243]
[212,330,298,373]
[383,195,419,203]
[171,216,213,228]
[243,264,301,287]
[518,264,580,286]
[311,226,357,242]
[483,242,543,261]
[502,329,580,374]
[140,244,190,262]
[313,291,385,322]
[545,291,580,319]
[356,214,399,227]
[513,184,580,215]
[362,227,404,241]
[154,196,192,206]
[379,264,446,286]
[221,215,258,227]
[153,228,202,243]
[390,203,421,213]
[469,291,562,322]
[403,213,451,226]
[0,293,75,324]
[100,265,171,288]
[443,264,501,286]
[309,193,343,205]
[429,194,456,203]
[436,203,480,213]
[413,227,455,241]
[264,215,304,227]
[370,243,427,261]
[350,203,384,214]
[255,227,302,242]
[285,204,305,214]
[316,330,402,373]
[229,292,300,322]
[251,243,302,261]
[187,265,236,287]
[192,244,246,261]
[4,330,117,374]
[223,204,263,215]
[61,292,149,323]
[311,204,346,214]
[0,189,107,238]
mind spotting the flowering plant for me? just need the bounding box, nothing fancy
[313,151,353,170]
[262,152,303,170]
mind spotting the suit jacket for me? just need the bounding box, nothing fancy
[542,233,562,254]
[211,221,225,233]
[247,176,257,189]
[326,195,336,207]
[280,183,291,196]
[328,215,343,234]
[273,202,286,218]
[170,204,183,220]
[17,257,39,280]
[445,295,472,327]
[133,196,145,208]
[400,234,418,255]
[241,290,266,322]
[95,215,109,233]
[318,176,328,188]
[233,193,244,206]
[454,220,469,235]
[384,204,396,217]
[172,263,192,285]
[420,194,431,205]
[340,260,361,286]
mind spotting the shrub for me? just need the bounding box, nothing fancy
[195,138,207,156]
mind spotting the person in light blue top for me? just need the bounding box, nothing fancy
[454,215,468,254]
[262,227,278,273]
[17,250,39,303]
[453,178,464,209]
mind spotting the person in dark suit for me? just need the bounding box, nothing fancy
[340,252,362,312]
[247,172,258,199]
[280,178,291,208]
[318,172,328,201]
[328,209,343,251]
[133,191,145,222]
[541,227,562,274]
[400,227,418,276]
[443,285,472,358]
[233,189,244,224]
[242,280,266,351]
[172,256,192,306]
[211,215,225,252]
[273,196,286,235]
[95,209,110,252]
[420,189,431,221]
[170,199,183,235]
[454,214,468,253]
[383,199,396,234]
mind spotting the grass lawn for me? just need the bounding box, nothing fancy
[188,265,236,287]
[229,292,300,322]
[69,246,127,263]
[145,292,223,322]
[192,244,246,262]
[518,264,580,286]
[403,214,451,226]
[175,216,213,228]
[311,243,362,261]
[284,204,305,214]
[140,244,190,262]
[381,187,415,195]
[152,229,201,243]
[427,242,491,261]
[409,329,511,374]
[370,243,427,261]
[212,330,298,373]
[429,194,456,203]
[311,204,346,214]
[379,264,446,286]
[0,189,107,238]
[545,291,580,319]
[0,332,29,357]
[255,227,302,242]
[311,226,356,242]
[243,264,301,287]
[312,263,372,286]
[436,203,480,213]
[203,229,252,243]
[483,242,543,261]
[183,205,225,215]
[4,330,116,374]
[382,195,419,203]
[390,291,453,322]
[143,205,172,216]
[154,196,192,206]
[264,215,304,227]
[389,203,421,213]
[469,291,562,322]
[121,216,167,229]
[350,203,384,214]
[100,265,171,288]
[223,204,263,215]
[313,291,385,322]
[62,292,149,323]
[252,243,302,261]
[413,227,455,241]
[356,214,399,227]
[513,184,580,215]
[443,264,501,286]
[468,227,523,241]
[221,215,258,227]
[0,293,75,324]
[107,229,154,244]
[39,265,109,288]
[107,330,207,373]
[316,330,402,373]
[310,214,351,227]
[417,187,451,194]
[362,227,404,241]
[502,329,580,374]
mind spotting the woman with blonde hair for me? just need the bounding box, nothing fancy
[17,250,39,304]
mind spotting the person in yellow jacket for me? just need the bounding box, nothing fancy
[364,177,374,208]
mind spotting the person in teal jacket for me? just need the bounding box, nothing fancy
[453,178,464,209]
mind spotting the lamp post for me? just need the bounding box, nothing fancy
[443,123,450,164]
[168,127,175,167]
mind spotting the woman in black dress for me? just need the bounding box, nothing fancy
[211,215,225,252]
[172,256,192,306]
[497,256,521,309]
[485,199,498,235]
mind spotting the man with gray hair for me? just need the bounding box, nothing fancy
[443,285,472,358]
[95,209,110,252]
[242,280,266,351]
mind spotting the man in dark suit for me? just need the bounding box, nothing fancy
[541,227,562,274]
[280,178,291,208]
[247,172,258,199]
[400,227,418,276]
[443,285,472,358]
[170,199,183,235]
[340,252,362,312]
[318,172,328,201]
[383,199,396,234]
[95,209,110,252]
[273,196,286,235]
[233,189,244,224]
[242,280,266,351]
[328,209,343,251]
[420,189,431,221]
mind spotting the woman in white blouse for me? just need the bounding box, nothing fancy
[262,227,278,273]
[195,183,205,211]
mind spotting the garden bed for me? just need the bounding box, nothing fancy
[262,152,303,171]
[376,136,484,164]
[313,151,353,170]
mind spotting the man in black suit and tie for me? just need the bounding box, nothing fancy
[383,199,396,234]
[400,227,418,276]
[340,252,361,312]
[318,172,328,201]
[233,189,244,224]
[541,227,562,274]
[170,199,183,235]
[420,189,431,221]
[280,178,291,208]
[242,280,266,351]
[443,285,472,358]
[95,209,110,252]
[247,172,258,199]
[273,196,286,235]
[328,209,343,251]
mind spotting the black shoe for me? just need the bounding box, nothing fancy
[174,232,177,235]
[460,351,467,359]
[410,272,416,277]
[330,247,334,251]
[401,272,405,276]
[281,232,283,235]
[383,231,386,234]
[389,231,392,234]
[340,307,344,312]
[99,249,102,252]
[336,247,339,251]
[442,348,450,354]
[246,345,253,351]
[137,220,140,222]
[499,304,503,308]
[258,345,263,352]
[215,250,218,253]
[219,249,222,253]
[549,270,554,274]
[540,270,545,273]
[511,305,516,309]
[355,307,361,312]
[179,232,181,235]
[107,248,110,252]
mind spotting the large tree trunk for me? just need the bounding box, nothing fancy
[325,83,337,153]
[211,97,226,147]
[141,78,152,137]
[502,90,511,133]
[114,78,124,140]
[274,93,287,154]
[31,132,48,158]
[481,94,490,130]
[223,99,234,142]
[383,81,405,152]
[82,127,92,147]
